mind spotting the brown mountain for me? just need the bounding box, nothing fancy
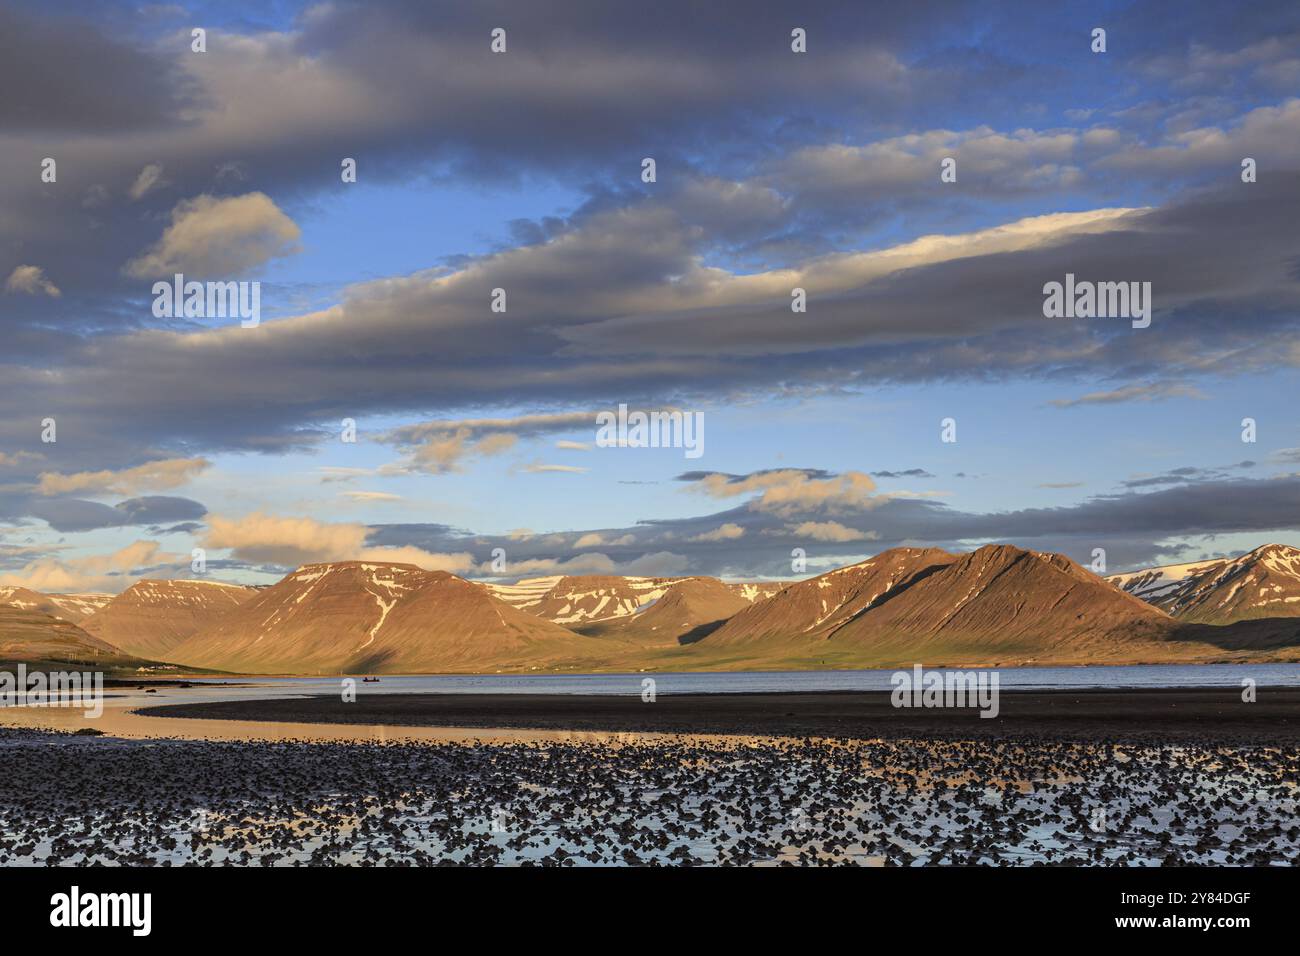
[0,605,150,670]
[0,587,114,624]
[165,562,606,674]
[1108,544,1300,624]
[699,544,1264,667]
[81,579,257,660]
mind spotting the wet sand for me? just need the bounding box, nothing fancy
[137,687,1300,743]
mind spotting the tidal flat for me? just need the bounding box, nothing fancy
[2,725,1296,866]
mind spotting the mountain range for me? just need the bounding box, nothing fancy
[3,544,1300,674]
[1107,544,1300,624]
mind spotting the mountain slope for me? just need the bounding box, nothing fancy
[707,547,957,648]
[1109,544,1300,624]
[578,576,758,645]
[698,545,1236,666]
[165,562,605,674]
[0,605,153,670]
[829,545,1177,661]
[81,579,257,660]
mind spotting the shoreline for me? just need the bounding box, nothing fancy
[135,686,1300,743]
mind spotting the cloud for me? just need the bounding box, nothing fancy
[201,513,366,565]
[4,265,60,297]
[1049,380,1206,408]
[0,7,195,133]
[5,172,1300,462]
[573,532,634,548]
[690,523,746,542]
[128,162,166,201]
[200,512,471,571]
[382,412,597,474]
[0,451,42,468]
[318,467,376,483]
[786,521,879,542]
[684,468,884,517]
[871,469,935,479]
[355,546,473,572]
[0,541,180,593]
[123,192,300,279]
[1118,461,1260,489]
[27,496,207,533]
[772,125,1091,208]
[341,491,403,503]
[36,457,209,497]
[520,463,588,474]
[482,552,620,577]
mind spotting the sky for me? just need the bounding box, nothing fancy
[2,0,1299,592]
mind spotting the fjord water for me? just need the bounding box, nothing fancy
[186,662,1300,701]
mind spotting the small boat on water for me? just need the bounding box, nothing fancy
[362,677,381,683]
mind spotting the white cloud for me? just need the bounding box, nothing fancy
[128,162,166,201]
[690,522,746,542]
[786,521,879,542]
[202,512,470,571]
[341,491,403,503]
[383,412,597,474]
[37,457,210,496]
[5,265,61,297]
[688,469,884,517]
[521,463,588,474]
[123,192,301,278]
[0,541,180,593]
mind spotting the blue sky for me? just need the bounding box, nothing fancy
[1,0,1298,591]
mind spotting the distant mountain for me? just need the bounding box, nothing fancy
[577,576,765,645]
[165,562,605,674]
[0,587,113,624]
[1109,544,1300,624]
[486,574,678,624]
[0,605,151,670]
[487,574,782,632]
[81,579,257,660]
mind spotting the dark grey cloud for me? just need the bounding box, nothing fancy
[872,469,935,479]
[151,521,205,536]
[25,495,207,533]
[114,495,207,526]
[8,0,1298,330]
[365,472,1300,580]
[675,468,834,485]
[1120,460,1261,489]
[0,8,197,133]
[4,172,1298,472]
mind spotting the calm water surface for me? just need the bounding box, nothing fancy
[176,662,1300,704]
